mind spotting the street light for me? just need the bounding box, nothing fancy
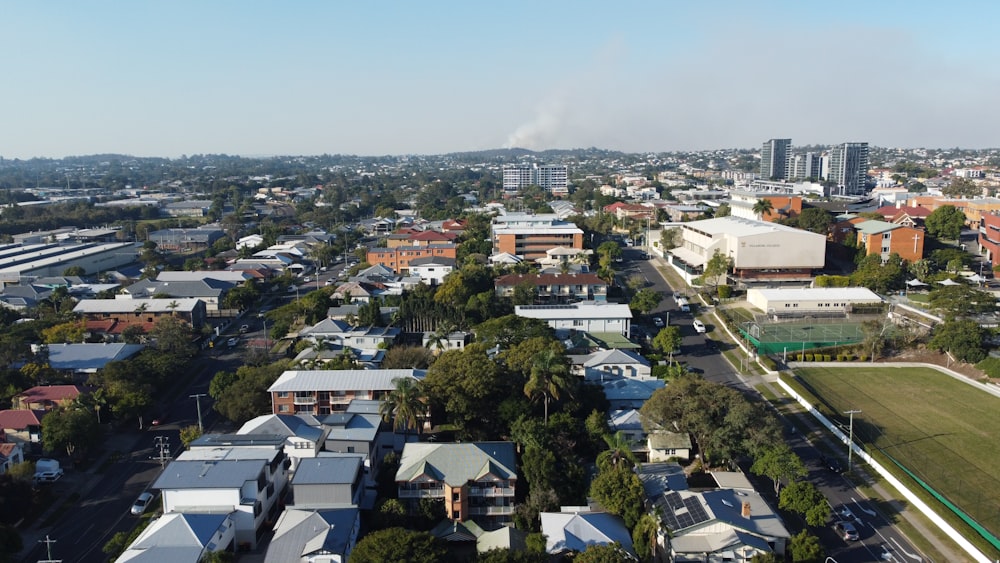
[259,313,269,353]
[844,409,862,471]
[190,393,206,433]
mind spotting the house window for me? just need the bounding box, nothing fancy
[277,392,289,398]
[278,404,290,413]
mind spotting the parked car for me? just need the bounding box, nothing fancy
[33,470,63,484]
[227,337,239,348]
[652,316,665,328]
[239,324,249,334]
[834,521,859,541]
[693,319,706,333]
[131,491,154,516]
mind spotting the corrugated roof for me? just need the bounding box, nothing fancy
[293,457,361,485]
[749,287,883,302]
[854,219,900,235]
[268,369,425,393]
[395,442,516,486]
[152,459,266,490]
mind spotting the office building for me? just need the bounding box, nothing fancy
[760,139,791,180]
[827,142,870,195]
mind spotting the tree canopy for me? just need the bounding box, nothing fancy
[925,205,966,240]
[348,528,447,563]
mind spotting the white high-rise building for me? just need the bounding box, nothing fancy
[760,139,791,180]
[788,152,822,181]
[827,143,869,195]
[502,164,569,195]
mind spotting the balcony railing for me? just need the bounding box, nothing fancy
[398,488,444,498]
[469,487,515,497]
[293,396,316,405]
[469,505,514,515]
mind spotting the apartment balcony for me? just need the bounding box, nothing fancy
[398,488,445,498]
[330,396,352,404]
[469,505,514,516]
[469,487,515,497]
[293,396,316,405]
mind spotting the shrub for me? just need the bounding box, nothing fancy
[804,354,814,362]
[975,356,1000,378]
[858,355,868,362]
[823,354,832,362]
[796,354,803,361]
[717,285,732,299]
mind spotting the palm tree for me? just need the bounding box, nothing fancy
[599,431,639,470]
[523,349,572,424]
[379,377,426,438]
[752,198,774,220]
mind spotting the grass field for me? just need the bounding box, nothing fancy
[795,366,1000,538]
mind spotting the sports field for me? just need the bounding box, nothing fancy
[795,365,1000,537]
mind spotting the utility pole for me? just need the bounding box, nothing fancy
[153,435,171,467]
[844,409,862,471]
[38,534,61,562]
[189,393,206,432]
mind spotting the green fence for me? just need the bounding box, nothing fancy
[739,320,865,355]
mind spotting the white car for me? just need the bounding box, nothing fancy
[693,320,706,333]
[131,491,154,516]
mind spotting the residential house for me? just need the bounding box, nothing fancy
[0,410,44,444]
[265,507,361,563]
[603,202,657,221]
[569,349,651,381]
[13,385,88,411]
[422,331,473,354]
[396,442,517,530]
[540,508,635,558]
[638,464,790,560]
[319,411,391,478]
[74,297,207,330]
[600,378,665,411]
[875,204,932,228]
[120,278,235,311]
[268,369,426,415]
[288,456,364,508]
[515,302,632,337]
[154,448,290,549]
[407,256,456,286]
[647,432,693,462]
[46,343,144,376]
[0,442,25,474]
[534,246,593,270]
[496,273,608,303]
[236,234,265,250]
[299,319,401,350]
[236,414,329,470]
[117,513,236,563]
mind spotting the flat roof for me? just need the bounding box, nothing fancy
[748,287,883,302]
[682,216,823,239]
[268,369,425,393]
[516,302,632,320]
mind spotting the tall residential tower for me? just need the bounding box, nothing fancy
[827,142,869,195]
[760,139,791,180]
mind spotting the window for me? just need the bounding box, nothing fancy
[278,404,290,413]
[277,392,289,398]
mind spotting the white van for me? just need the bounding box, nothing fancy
[676,297,690,312]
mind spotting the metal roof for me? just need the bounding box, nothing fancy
[153,459,266,490]
[749,287,883,302]
[395,442,516,486]
[268,369,425,393]
[293,457,361,485]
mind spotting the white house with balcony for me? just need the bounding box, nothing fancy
[153,447,290,549]
[515,302,632,337]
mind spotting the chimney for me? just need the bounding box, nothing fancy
[741,501,751,519]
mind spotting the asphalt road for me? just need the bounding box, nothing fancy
[624,247,923,562]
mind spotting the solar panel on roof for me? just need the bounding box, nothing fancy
[684,497,710,524]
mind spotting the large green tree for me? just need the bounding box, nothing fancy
[778,481,831,526]
[752,198,774,219]
[589,465,645,530]
[788,530,824,562]
[41,405,101,458]
[348,528,447,563]
[573,541,635,563]
[925,205,966,240]
[640,375,781,467]
[652,326,682,365]
[794,207,832,234]
[629,288,662,316]
[928,284,996,320]
[423,343,511,439]
[750,443,807,494]
[212,360,291,424]
[930,319,986,363]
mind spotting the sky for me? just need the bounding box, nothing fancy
[2,1,1000,159]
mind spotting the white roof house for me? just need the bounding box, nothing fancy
[515,302,632,337]
[669,216,826,283]
[117,513,236,563]
[73,297,204,314]
[540,509,635,557]
[747,287,884,315]
[569,349,651,381]
[268,370,425,394]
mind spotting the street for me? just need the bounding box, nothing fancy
[624,247,924,562]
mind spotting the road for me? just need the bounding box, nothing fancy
[624,247,923,562]
[20,349,245,563]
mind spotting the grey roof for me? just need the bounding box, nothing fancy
[854,219,901,235]
[266,508,359,562]
[581,348,649,368]
[345,399,381,414]
[648,432,693,450]
[600,378,665,401]
[701,489,790,539]
[120,513,232,562]
[237,414,326,443]
[670,529,772,556]
[396,442,516,486]
[188,433,286,449]
[408,256,456,267]
[637,462,689,495]
[153,459,266,490]
[47,343,144,371]
[516,301,632,320]
[293,457,361,485]
[321,412,381,443]
[123,278,233,298]
[540,511,634,555]
[268,369,425,393]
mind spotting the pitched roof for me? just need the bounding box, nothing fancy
[582,348,649,368]
[266,508,359,562]
[47,343,145,371]
[293,456,361,485]
[15,385,85,404]
[540,510,634,555]
[268,369,426,393]
[0,409,45,430]
[118,513,232,562]
[237,414,326,442]
[396,442,516,486]
[854,219,901,235]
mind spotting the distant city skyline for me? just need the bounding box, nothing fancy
[3,1,1000,159]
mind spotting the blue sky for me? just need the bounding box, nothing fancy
[2,1,999,158]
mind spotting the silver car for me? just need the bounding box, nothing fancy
[131,491,154,516]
